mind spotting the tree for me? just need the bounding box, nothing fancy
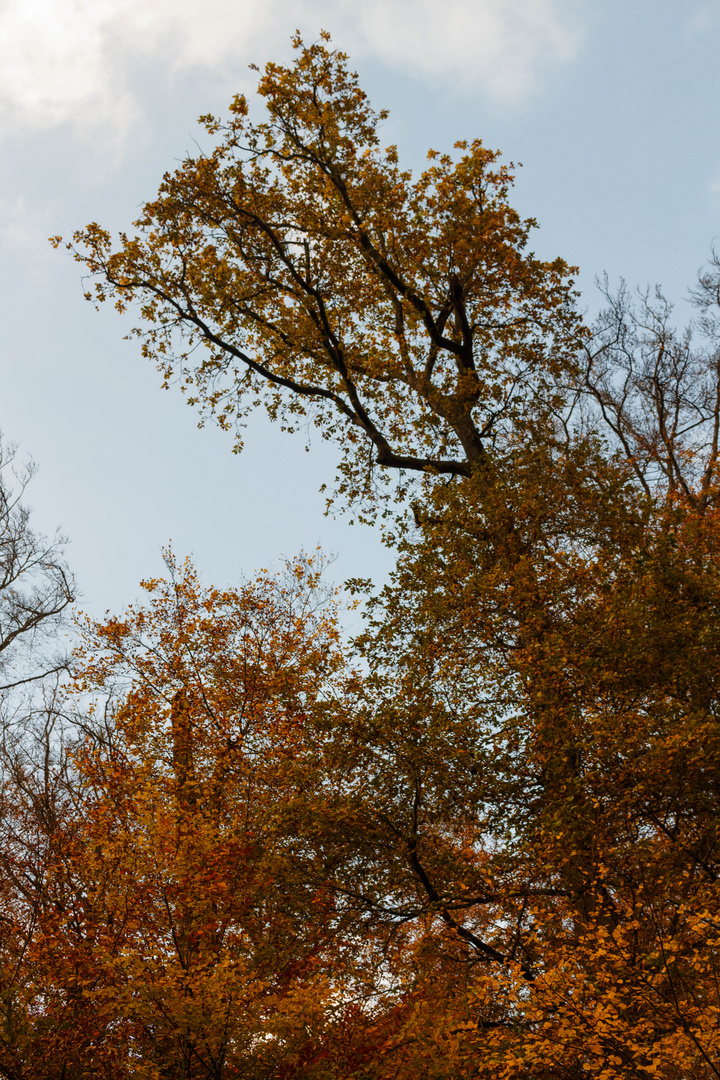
[0,434,74,694]
[26,554,369,1079]
[0,433,76,1078]
[312,267,720,1076]
[0,690,90,1080]
[64,33,582,518]
[52,31,720,1080]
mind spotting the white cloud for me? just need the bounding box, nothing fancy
[0,0,285,145]
[0,195,50,252]
[687,1,720,35]
[0,0,134,144]
[344,0,586,104]
[0,0,587,147]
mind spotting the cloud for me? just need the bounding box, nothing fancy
[0,195,51,252]
[344,0,586,104]
[0,0,587,147]
[687,1,720,35]
[0,0,135,144]
[0,0,282,146]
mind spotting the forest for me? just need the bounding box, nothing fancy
[2,33,720,1079]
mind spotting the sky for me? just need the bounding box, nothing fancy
[1,0,719,620]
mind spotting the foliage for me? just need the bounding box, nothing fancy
[339,455,720,1078]
[25,30,720,1080]
[62,33,582,519]
[0,432,76,1078]
[25,554,360,1079]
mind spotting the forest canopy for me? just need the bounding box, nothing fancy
[3,31,720,1080]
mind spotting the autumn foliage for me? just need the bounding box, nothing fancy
[5,30,719,1080]
[66,32,581,518]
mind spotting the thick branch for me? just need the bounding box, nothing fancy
[109,271,471,477]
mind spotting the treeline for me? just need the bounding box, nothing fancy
[3,33,720,1079]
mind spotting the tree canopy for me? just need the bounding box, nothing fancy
[65,33,582,517]
[15,29,720,1080]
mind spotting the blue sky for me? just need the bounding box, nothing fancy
[1,0,719,617]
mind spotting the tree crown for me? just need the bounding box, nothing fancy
[66,33,583,521]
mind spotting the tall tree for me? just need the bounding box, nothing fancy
[0,433,76,1079]
[35,554,365,1079]
[314,267,720,1077]
[53,32,720,1079]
